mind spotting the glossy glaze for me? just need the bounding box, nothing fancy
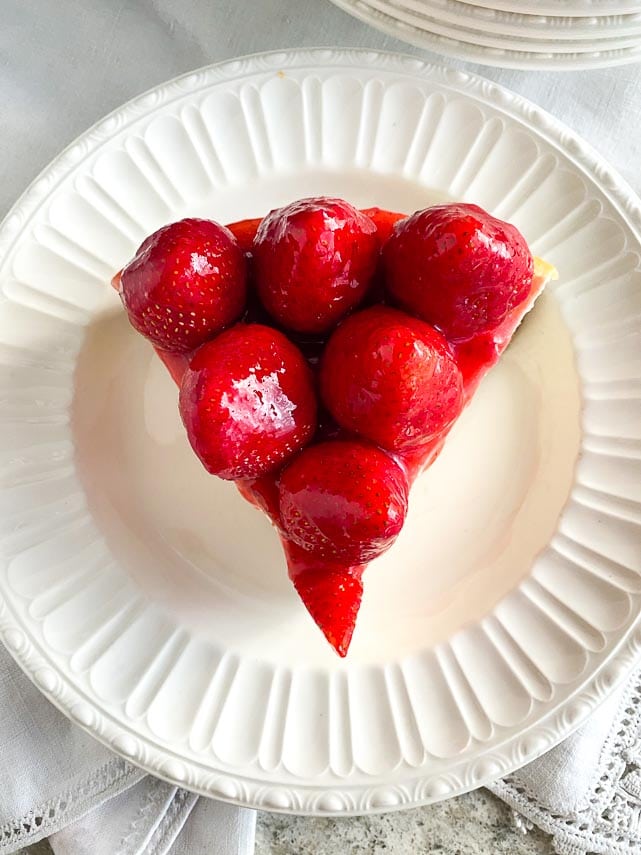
[179,324,317,479]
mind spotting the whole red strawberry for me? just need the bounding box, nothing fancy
[253,197,379,334]
[119,218,246,352]
[279,440,409,563]
[320,306,463,453]
[179,324,317,479]
[383,204,533,341]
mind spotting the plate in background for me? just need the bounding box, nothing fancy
[329,0,641,68]
[463,0,641,15]
[365,0,641,51]
[395,0,641,40]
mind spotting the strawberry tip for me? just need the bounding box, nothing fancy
[291,566,363,658]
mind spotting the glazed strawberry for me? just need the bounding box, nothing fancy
[279,440,409,563]
[320,306,463,452]
[288,552,364,658]
[253,197,379,334]
[383,204,533,342]
[179,324,317,479]
[119,218,246,352]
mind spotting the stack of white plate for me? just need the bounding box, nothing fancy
[330,0,641,69]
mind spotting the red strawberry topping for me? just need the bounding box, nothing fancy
[320,306,463,453]
[360,207,406,244]
[279,440,409,563]
[288,553,364,658]
[119,218,246,352]
[179,324,317,480]
[253,197,379,334]
[115,197,548,658]
[236,473,282,520]
[383,203,533,341]
[227,217,262,254]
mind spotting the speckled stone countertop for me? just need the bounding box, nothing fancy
[19,790,554,854]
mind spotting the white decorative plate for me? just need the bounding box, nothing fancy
[365,0,641,51]
[396,0,641,40]
[1,49,641,815]
[463,0,641,15]
[329,0,641,68]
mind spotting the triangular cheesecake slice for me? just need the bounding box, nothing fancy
[114,200,555,657]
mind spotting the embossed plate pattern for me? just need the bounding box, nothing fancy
[1,50,641,814]
[328,0,641,68]
[391,0,641,40]
[390,0,641,41]
[462,0,641,15]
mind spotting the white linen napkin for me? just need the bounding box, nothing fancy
[2,2,641,854]
[490,669,641,855]
[0,641,257,855]
[48,779,256,855]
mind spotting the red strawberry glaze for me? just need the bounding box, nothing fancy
[360,207,406,244]
[155,348,190,386]
[227,217,262,254]
[236,473,281,520]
